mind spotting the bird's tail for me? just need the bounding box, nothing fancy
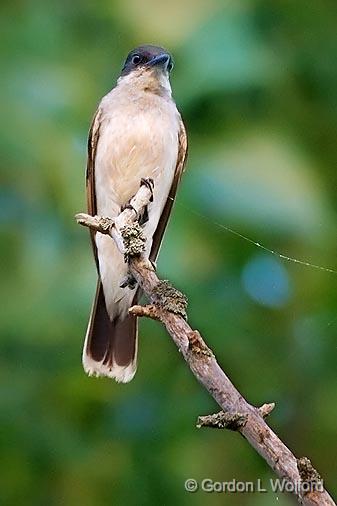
[82,280,138,383]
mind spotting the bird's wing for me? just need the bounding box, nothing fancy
[150,117,188,262]
[84,106,138,383]
[86,107,102,269]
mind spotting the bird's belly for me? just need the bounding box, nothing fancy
[93,110,179,318]
[95,113,178,218]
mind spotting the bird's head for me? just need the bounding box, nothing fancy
[118,45,174,94]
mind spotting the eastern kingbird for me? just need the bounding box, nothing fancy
[83,45,188,382]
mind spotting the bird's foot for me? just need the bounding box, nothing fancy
[140,177,154,202]
[120,272,137,289]
[120,203,137,215]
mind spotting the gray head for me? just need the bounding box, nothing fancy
[121,45,174,77]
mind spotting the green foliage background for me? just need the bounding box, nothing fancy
[1,1,336,505]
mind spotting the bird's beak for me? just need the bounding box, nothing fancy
[146,53,171,71]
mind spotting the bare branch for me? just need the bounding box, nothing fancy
[259,402,276,418]
[75,183,335,506]
[129,304,160,320]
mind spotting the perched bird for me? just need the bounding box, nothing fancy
[83,45,188,382]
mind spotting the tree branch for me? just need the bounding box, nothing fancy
[75,180,335,505]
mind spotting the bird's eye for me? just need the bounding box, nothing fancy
[132,55,141,65]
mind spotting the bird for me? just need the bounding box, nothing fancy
[83,45,188,383]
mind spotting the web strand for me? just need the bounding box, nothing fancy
[177,201,337,275]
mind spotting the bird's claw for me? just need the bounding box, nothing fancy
[119,273,137,289]
[120,203,137,215]
[140,178,154,202]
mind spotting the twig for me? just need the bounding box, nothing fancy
[75,181,335,506]
[259,402,275,418]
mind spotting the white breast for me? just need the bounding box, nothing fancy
[94,84,180,319]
